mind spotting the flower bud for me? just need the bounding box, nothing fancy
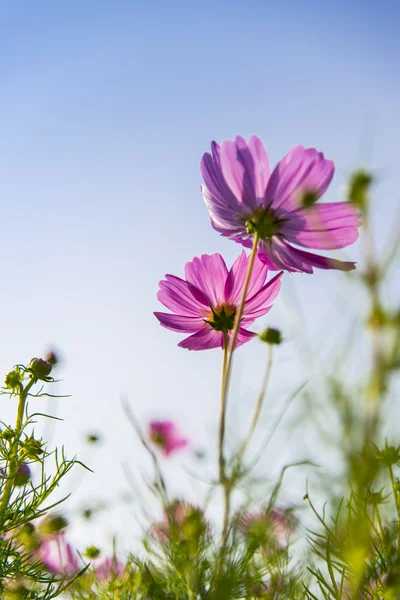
[348,169,373,209]
[45,350,59,367]
[259,327,282,345]
[38,514,69,537]
[29,358,52,379]
[14,464,31,486]
[300,190,318,208]
[4,368,23,391]
[84,545,101,559]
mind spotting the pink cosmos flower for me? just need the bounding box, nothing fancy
[234,506,297,551]
[94,556,125,581]
[148,421,188,456]
[154,252,282,350]
[38,532,79,575]
[201,136,361,273]
[151,500,208,542]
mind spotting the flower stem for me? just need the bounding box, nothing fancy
[237,344,273,463]
[218,332,229,482]
[221,232,260,414]
[0,376,36,529]
[218,233,260,548]
[388,464,400,551]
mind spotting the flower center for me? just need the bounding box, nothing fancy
[245,206,285,240]
[150,431,166,447]
[204,304,236,332]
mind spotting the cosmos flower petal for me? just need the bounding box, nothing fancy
[157,274,209,316]
[217,136,269,211]
[286,245,356,271]
[258,238,314,273]
[230,327,257,348]
[282,202,361,249]
[148,421,188,457]
[178,328,223,351]
[154,312,205,332]
[245,271,283,315]
[225,252,270,303]
[201,147,243,211]
[265,146,335,212]
[184,254,228,305]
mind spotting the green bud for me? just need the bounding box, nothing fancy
[84,545,101,559]
[82,508,93,520]
[0,427,15,442]
[38,514,68,536]
[259,327,282,345]
[29,358,52,379]
[376,444,400,467]
[366,488,386,505]
[4,368,23,392]
[348,169,373,208]
[300,190,318,208]
[23,435,44,460]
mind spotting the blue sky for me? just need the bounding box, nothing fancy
[0,0,399,551]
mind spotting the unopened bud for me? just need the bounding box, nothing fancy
[85,545,101,559]
[4,368,23,391]
[29,358,52,379]
[259,327,282,345]
[38,514,68,536]
[14,464,31,486]
[300,190,318,208]
[348,169,373,209]
[45,350,59,366]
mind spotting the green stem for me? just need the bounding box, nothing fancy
[0,376,36,529]
[219,333,231,548]
[220,232,260,423]
[237,344,273,463]
[218,332,229,483]
[388,464,400,550]
[218,233,260,548]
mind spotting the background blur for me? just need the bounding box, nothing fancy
[0,0,399,554]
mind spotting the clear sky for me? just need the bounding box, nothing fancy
[0,0,399,552]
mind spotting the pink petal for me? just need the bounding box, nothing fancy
[158,275,209,316]
[184,254,228,306]
[225,252,269,303]
[229,327,256,349]
[258,238,314,273]
[286,245,356,271]
[282,202,361,249]
[201,146,243,211]
[265,146,334,212]
[154,312,204,333]
[178,328,223,351]
[244,271,283,317]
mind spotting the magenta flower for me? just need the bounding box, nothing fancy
[148,421,188,456]
[154,252,282,350]
[39,533,79,575]
[151,500,208,542]
[201,136,361,273]
[95,556,125,581]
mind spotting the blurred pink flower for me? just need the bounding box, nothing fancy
[148,421,188,456]
[38,532,79,575]
[95,556,125,581]
[235,506,297,547]
[151,500,207,542]
[155,252,282,350]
